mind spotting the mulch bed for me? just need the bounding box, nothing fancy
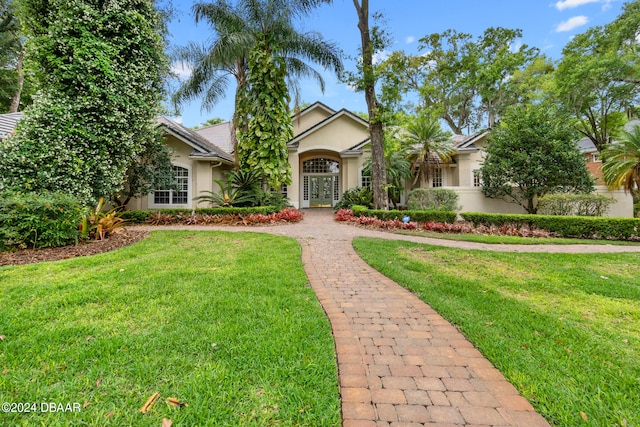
[0,229,149,267]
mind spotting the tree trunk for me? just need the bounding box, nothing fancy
[353,0,388,210]
[8,43,25,113]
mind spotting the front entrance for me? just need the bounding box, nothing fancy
[301,158,340,208]
[309,175,334,207]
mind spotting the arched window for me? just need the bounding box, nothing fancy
[302,158,339,174]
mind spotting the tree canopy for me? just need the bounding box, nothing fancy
[0,0,169,204]
[481,103,594,214]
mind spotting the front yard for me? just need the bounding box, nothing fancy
[354,237,640,427]
[0,231,340,426]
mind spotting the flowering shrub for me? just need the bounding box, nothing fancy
[145,208,303,226]
[336,210,555,238]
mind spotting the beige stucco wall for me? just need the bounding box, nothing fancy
[126,135,230,211]
[293,107,333,135]
[452,186,633,218]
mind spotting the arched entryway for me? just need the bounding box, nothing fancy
[301,157,340,208]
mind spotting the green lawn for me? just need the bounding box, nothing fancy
[395,230,640,245]
[353,237,639,427]
[0,231,340,426]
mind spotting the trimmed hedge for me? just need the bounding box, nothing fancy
[120,206,281,223]
[352,205,457,224]
[461,212,640,240]
[0,191,84,250]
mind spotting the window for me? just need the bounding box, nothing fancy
[360,168,371,188]
[432,168,442,188]
[280,184,288,198]
[153,165,189,206]
[303,158,339,174]
[473,170,481,187]
[592,153,601,162]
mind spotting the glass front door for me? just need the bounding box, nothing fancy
[309,175,333,207]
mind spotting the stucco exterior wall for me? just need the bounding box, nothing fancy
[452,186,633,218]
[126,135,230,211]
[293,107,333,135]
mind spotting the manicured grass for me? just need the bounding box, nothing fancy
[395,230,640,246]
[353,237,639,427]
[0,231,340,426]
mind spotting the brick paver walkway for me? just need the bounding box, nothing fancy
[139,209,640,426]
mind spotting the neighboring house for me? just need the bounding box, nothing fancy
[577,137,604,185]
[0,104,633,216]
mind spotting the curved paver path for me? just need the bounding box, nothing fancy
[136,210,640,426]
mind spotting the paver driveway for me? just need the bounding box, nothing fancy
[142,209,640,426]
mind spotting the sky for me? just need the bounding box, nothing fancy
[164,0,628,128]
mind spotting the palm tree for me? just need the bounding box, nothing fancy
[402,114,455,186]
[602,125,640,199]
[172,0,342,148]
[363,150,412,208]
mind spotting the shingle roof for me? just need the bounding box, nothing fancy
[156,116,233,163]
[193,121,235,155]
[0,112,24,140]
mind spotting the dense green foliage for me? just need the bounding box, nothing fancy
[119,206,281,223]
[462,212,640,240]
[0,0,168,204]
[377,27,540,133]
[603,125,640,198]
[0,0,29,112]
[0,231,340,425]
[237,37,293,187]
[354,238,640,426]
[537,193,615,217]
[481,103,594,213]
[554,1,640,152]
[334,186,374,210]
[352,205,457,223]
[0,191,83,249]
[407,188,460,211]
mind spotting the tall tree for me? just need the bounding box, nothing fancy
[172,0,342,171]
[377,27,539,134]
[0,0,27,112]
[0,0,168,204]
[352,0,387,209]
[555,1,640,152]
[481,103,594,214]
[602,125,640,198]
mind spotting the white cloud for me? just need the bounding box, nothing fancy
[601,0,613,10]
[554,0,599,11]
[172,116,183,124]
[556,15,589,32]
[372,50,390,65]
[406,35,416,44]
[170,61,193,80]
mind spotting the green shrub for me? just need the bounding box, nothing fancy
[334,187,373,210]
[120,206,281,223]
[537,194,615,217]
[0,191,84,250]
[352,205,457,223]
[407,188,461,212]
[461,212,640,240]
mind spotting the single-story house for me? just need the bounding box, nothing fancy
[0,103,633,216]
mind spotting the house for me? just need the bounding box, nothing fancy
[0,104,633,216]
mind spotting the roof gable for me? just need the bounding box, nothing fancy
[289,108,369,147]
[157,116,233,162]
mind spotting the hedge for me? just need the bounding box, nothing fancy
[352,205,457,224]
[0,191,84,250]
[120,206,281,223]
[461,212,640,240]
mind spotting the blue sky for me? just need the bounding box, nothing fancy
[165,0,627,128]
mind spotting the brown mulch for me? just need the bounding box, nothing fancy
[0,229,149,267]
